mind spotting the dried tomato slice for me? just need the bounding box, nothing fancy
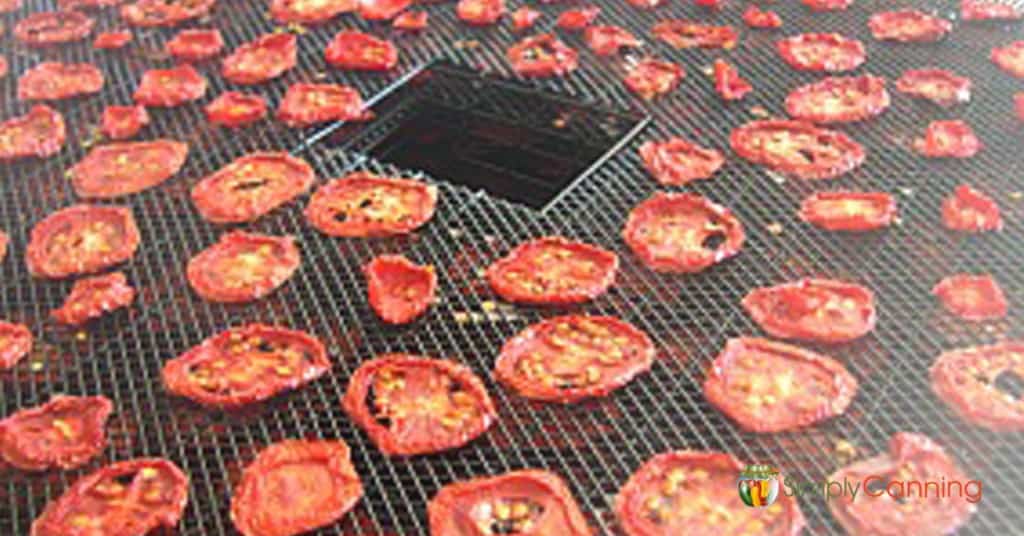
[51,272,135,325]
[713,59,752,101]
[205,91,267,128]
[18,62,104,101]
[277,83,369,128]
[222,33,297,85]
[271,0,357,23]
[69,140,188,199]
[511,6,541,31]
[941,184,1002,232]
[192,152,314,224]
[730,119,865,180]
[27,205,140,279]
[584,25,640,56]
[933,273,1007,321]
[101,104,149,140]
[743,278,877,343]
[231,440,363,536]
[743,5,782,29]
[931,342,1024,431]
[364,255,437,325]
[914,120,981,158]
[0,105,65,161]
[992,41,1024,78]
[457,0,504,25]
[624,59,684,100]
[639,138,721,185]
[616,451,806,536]
[305,172,438,237]
[342,355,497,456]
[163,324,330,407]
[802,0,851,10]
[0,395,113,471]
[507,34,578,77]
[652,20,737,49]
[495,315,654,403]
[121,0,216,27]
[828,433,975,535]
[429,470,592,535]
[556,6,599,31]
[325,30,399,71]
[165,28,224,61]
[359,0,409,20]
[869,10,951,43]
[14,11,94,46]
[798,191,896,231]
[133,64,207,107]
[31,458,189,536]
[895,69,971,107]
[777,33,865,72]
[0,322,32,370]
[93,30,132,50]
[187,232,300,303]
[785,75,889,123]
[486,236,618,305]
[962,0,1022,21]
[393,10,427,30]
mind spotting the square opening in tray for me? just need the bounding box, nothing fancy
[323,61,649,210]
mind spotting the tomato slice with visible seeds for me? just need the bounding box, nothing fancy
[93,30,132,50]
[652,20,737,49]
[18,62,104,101]
[31,458,189,536]
[511,6,540,31]
[205,91,267,128]
[359,0,409,20]
[0,321,33,370]
[457,0,504,25]
[191,152,314,224]
[914,120,981,158]
[14,11,94,46]
[785,75,889,123]
[777,33,865,72]
[51,272,135,325]
[895,69,971,107]
[364,255,437,325]
[993,41,1024,77]
[624,59,684,100]
[277,83,370,128]
[325,30,399,71]
[26,205,140,279]
[713,59,752,101]
[69,140,188,199]
[507,34,578,77]
[305,172,438,237]
[271,0,357,23]
[798,191,896,231]
[342,355,497,456]
[802,0,852,10]
[486,236,618,305]
[556,6,599,31]
[743,278,877,343]
[187,232,300,303]
[0,395,113,471]
[133,64,207,107]
[869,10,951,43]
[165,28,224,61]
[121,0,216,27]
[495,315,654,403]
[429,470,593,536]
[393,10,427,30]
[222,33,297,85]
[616,451,806,536]
[743,5,782,29]
[584,25,641,56]
[730,119,865,180]
[0,105,65,161]
[933,273,1007,321]
[931,342,1024,431]
[101,105,149,140]
[962,0,1022,21]
[231,440,363,536]
[942,184,1002,232]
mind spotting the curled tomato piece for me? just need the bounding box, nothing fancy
[165,28,224,61]
[933,274,1007,321]
[305,172,438,237]
[101,105,149,140]
[942,184,1002,232]
[730,119,865,180]
[163,324,330,407]
[962,0,1022,21]
[895,69,970,107]
[121,0,216,27]
[0,322,32,370]
[743,5,781,29]
[222,33,296,85]
[713,59,752,101]
[134,64,207,107]
[93,30,132,49]
[456,0,504,25]
[869,10,951,43]
[992,41,1024,78]
[798,191,896,231]
[486,236,618,305]
[205,91,267,128]
[624,59,684,100]
[639,137,721,185]
[429,470,593,535]
[342,355,497,456]
[393,10,427,30]
[777,33,865,72]
[231,440,363,536]
[802,0,851,10]
[192,152,314,224]
[364,255,437,325]
[14,11,94,46]
[18,62,104,101]
[494,315,654,403]
[0,105,65,161]
[51,272,136,325]
[359,0,410,20]
[27,205,140,279]
[271,0,357,23]
[584,25,641,56]
[0,395,113,471]
[325,30,399,71]
[69,140,188,199]
[743,278,877,343]
[556,6,599,31]
[187,232,301,303]
[507,34,578,77]
[914,120,981,158]
[931,342,1024,431]
[785,75,889,123]
[277,83,370,128]
[511,6,541,31]
[652,20,737,49]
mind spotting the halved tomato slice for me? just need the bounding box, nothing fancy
[798,191,896,231]
[942,184,1002,232]
[785,75,889,123]
[802,0,851,11]
[133,64,207,107]
[364,255,437,325]
[186,231,300,303]
[777,33,865,72]
[205,91,267,128]
[277,83,369,127]
[101,105,149,140]
[962,0,1022,21]
[342,354,497,456]
[0,322,32,370]
[730,119,865,180]
[895,69,970,107]
[556,6,599,31]
[222,33,297,85]
[743,5,782,29]
[869,10,951,43]
[69,140,188,199]
[639,138,721,185]
[511,6,541,31]
[652,20,737,49]
[192,152,314,224]
[486,236,618,305]
[271,0,357,23]
[713,59,752,101]
[457,0,504,25]
[931,342,1024,431]
[992,41,1024,78]
[359,0,410,20]
[624,59,684,100]
[584,25,641,56]
[14,11,94,46]
[325,30,399,71]
[305,172,438,237]
[26,205,140,279]
[743,278,877,343]
[507,34,578,77]
[93,31,133,50]
[0,395,113,471]
[51,271,135,325]
[933,273,1007,321]
[231,440,363,536]
[165,28,224,61]
[121,0,216,27]
[0,105,65,161]
[393,10,427,30]
[18,62,104,101]
[914,120,981,158]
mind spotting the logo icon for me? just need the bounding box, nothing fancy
[738,464,780,507]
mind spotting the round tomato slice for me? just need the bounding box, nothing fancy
[429,470,592,536]
[121,0,216,27]
[486,236,618,305]
[325,30,398,71]
[133,64,207,107]
[342,355,497,456]
[165,28,224,61]
[895,69,971,107]
[18,62,104,101]
[393,10,427,30]
[51,271,136,325]
[785,75,889,123]
[231,440,363,536]
[743,278,877,343]
[93,31,133,50]
[495,315,654,403]
[933,273,1007,321]
[277,83,369,128]
[942,184,1002,232]
[305,172,438,237]
[652,20,737,49]
[616,451,806,536]
[713,59,752,101]
[869,10,951,43]
[101,104,149,140]
[584,25,640,56]
[69,140,188,199]
[511,6,540,31]
[364,255,437,325]
[192,152,314,224]
[802,0,851,11]
[730,119,865,180]
[222,33,297,85]
[622,192,744,274]
[0,105,65,161]
[186,231,300,303]
[743,5,782,29]
[915,120,981,158]
[704,337,857,433]
[14,11,94,46]
[0,395,113,471]
[639,138,720,185]
[457,0,504,26]
[931,342,1024,431]
[777,33,865,72]
[31,458,189,536]
[162,324,330,407]
[359,0,410,20]
[0,321,33,370]
[27,205,140,279]
[507,34,578,77]
[962,0,1022,21]
[205,91,267,128]
[828,433,975,536]
[556,6,600,31]
[992,41,1024,78]
[271,0,357,23]
[798,191,896,231]
[624,59,684,100]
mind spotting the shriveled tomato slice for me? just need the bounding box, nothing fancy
[652,20,737,49]
[121,0,216,27]
[616,451,806,536]
[277,83,369,128]
[93,30,132,50]
[584,25,640,56]
[802,0,851,10]
[931,342,1024,431]
[507,34,578,77]
[869,10,951,43]
[271,0,357,23]
[457,0,504,25]
[992,41,1024,78]
[134,64,207,107]
[18,62,104,101]
[713,59,752,101]
[27,205,140,279]
[914,120,981,158]
[0,105,65,161]
[798,191,895,231]
[486,236,618,305]
[933,273,1007,321]
[364,255,437,325]
[785,75,889,123]
[305,172,438,237]
[231,440,363,536]
[222,33,296,85]
[69,140,188,199]
[393,10,427,30]
[51,272,135,325]
[639,138,720,185]
[511,6,541,31]
[743,5,782,29]
[14,11,94,46]
[205,91,267,128]
[0,395,113,471]
[556,6,599,31]
[165,28,224,61]
[359,0,409,20]
[187,232,300,303]
[191,152,314,224]
[962,0,1022,21]
[325,30,398,71]
[429,470,592,535]
[941,184,1002,232]
[163,324,329,407]
[624,59,684,100]
[730,119,865,180]
[100,105,149,140]
[777,33,865,72]
[342,355,497,456]
[895,69,970,107]
[743,278,877,343]
[0,322,32,370]
[828,433,975,536]
[31,458,189,536]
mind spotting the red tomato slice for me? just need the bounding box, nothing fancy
[100,105,149,140]
[556,6,599,31]
[652,20,737,49]
[622,192,744,273]
[0,395,113,471]
[93,30,132,49]
[133,64,207,107]
[222,33,296,85]
[277,83,370,128]
[231,440,363,536]
[992,41,1024,77]
[507,34,578,77]
[271,0,357,23]
[616,451,806,536]
[456,0,504,25]
[486,236,618,305]
[743,278,877,343]
[730,119,865,180]
[393,10,427,30]
[69,139,188,199]
[18,62,104,101]
[802,0,852,10]
[325,30,399,71]
[191,152,314,224]
[798,191,895,231]
[777,33,865,72]
[342,354,497,456]
[429,470,592,535]
[743,5,782,29]
[121,0,216,27]
[165,28,224,61]
[494,315,654,403]
[914,120,981,158]
[942,184,1002,232]
[27,205,140,279]
[624,59,684,100]
[584,25,641,56]
[713,59,752,101]
[359,0,410,20]
[31,458,189,536]
[869,10,952,42]
[895,69,970,107]
[163,324,330,407]
[933,273,1007,321]
[785,75,889,123]
[187,232,300,303]
[0,322,32,370]
[205,91,267,128]
[305,172,438,237]
[364,255,437,325]
[639,138,722,185]
[14,11,94,46]
[51,271,136,325]
[962,0,1022,20]
[0,105,65,161]
[931,342,1024,431]
[511,6,541,31]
